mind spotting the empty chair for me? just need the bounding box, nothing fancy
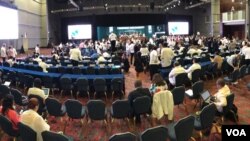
[43,76,56,95]
[60,77,73,97]
[86,66,96,74]
[185,80,204,109]
[224,69,240,85]
[18,122,37,141]
[75,77,90,99]
[10,88,28,106]
[109,132,136,141]
[221,94,238,123]
[167,115,195,141]
[111,78,124,99]
[0,115,19,140]
[239,65,247,79]
[42,131,72,141]
[194,103,217,140]
[175,73,190,87]
[110,68,121,74]
[191,69,201,83]
[205,62,218,79]
[93,78,107,100]
[0,84,10,100]
[171,86,185,107]
[72,66,82,74]
[87,100,107,124]
[64,99,85,124]
[140,126,168,141]
[45,98,66,120]
[111,100,131,122]
[132,96,151,124]
[98,67,108,75]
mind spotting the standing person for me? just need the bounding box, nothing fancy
[1,43,7,62]
[149,46,160,80]
[129,41,135,65]
[20,98,50,141]
[69,45,82,66]
[35,44,40,55]
[109,32,117,53]
[160,42,174,69]
[140,44,149,72]
[134,52,144,78]
[242,42,250,66]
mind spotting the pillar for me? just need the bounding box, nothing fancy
[211,0,220,37]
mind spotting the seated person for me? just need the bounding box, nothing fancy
[21,98,50,141]
[210,52,223,70]
[150,73,168,94]
[227,53,241,71]
[185,58,201,80]
[27,78,48,102]
[168,61,186,86]
[0,94,20,131]
[33,54,42,63]
[6,56,16,67]
[97,55,107,64]
[38,58,49,73]
[128,80,151,123]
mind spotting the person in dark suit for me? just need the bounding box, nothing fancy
[128,80,151,123]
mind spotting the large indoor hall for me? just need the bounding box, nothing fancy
[0,0,250,141]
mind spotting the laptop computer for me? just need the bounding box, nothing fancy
[201,90,212,102]
[3,81,11,87]
[42,88,50,96]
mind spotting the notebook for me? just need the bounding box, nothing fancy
[3,81,11,87]
[201,90,212,102]
[42,88,50,96]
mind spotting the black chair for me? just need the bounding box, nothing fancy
[175,73,190,87]
[191,69,201,83]
[110,68,121,74]
[205,62,218,79]
[42,131,73,141]
[75,77,90,99]
[109,132,136,141]
[111,100,131,123]
[28,94,46,116]
[45,98,66,120]
[10,88,28,106]
[7,70,17,86]
[98,68,108,75]
[167,115,195,141]
[224,69,240,85]
[111,78,124,99]
[222,94,238,123]
[3,61,10,67]
[86,100,107,124]
[60,77,73,97]
[0,84,10,100]
[132,96,151,124]
[93,78,107,100]
[64,99,85,124]
[18,122,37,141]
[171,86,185,107]
[140,126,168,141]
[17,72,26,88]
[185,80,204,109]
[239,65,247,79]
[86,66,96,74]
[194,103,217,140]
[58,66,67,73]
[43,76,56,95]
[72,66,82,74]
[24,75,34,90]
[0,115,19,140]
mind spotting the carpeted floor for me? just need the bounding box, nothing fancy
[1,48,250,141]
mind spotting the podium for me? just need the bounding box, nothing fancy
[23,38,29,52]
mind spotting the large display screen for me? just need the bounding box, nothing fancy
[0,6,18,39]
[68,24,92,40]
[168,22,189,35]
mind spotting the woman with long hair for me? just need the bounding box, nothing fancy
[0,94,20,131]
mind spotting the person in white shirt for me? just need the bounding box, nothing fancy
[161,43,174,68]
[39,58,49,73]
[109,32,117,53]
[1,43,7,62]
[242,43,250,66]
[168,61,186,86]
[6,57,16,67]
[33,55,42,63]
[35,44,40,55]
[185,58,201,80]
[129,41,135,65]
[149,46,160,80]
[69,45,82,66]
[227,53,240,70]
[21,98,50,141]
[97,55,107,64]
[140,44,149,70]
[27,78,48,102]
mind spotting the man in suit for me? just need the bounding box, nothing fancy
[128,80,151,123]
